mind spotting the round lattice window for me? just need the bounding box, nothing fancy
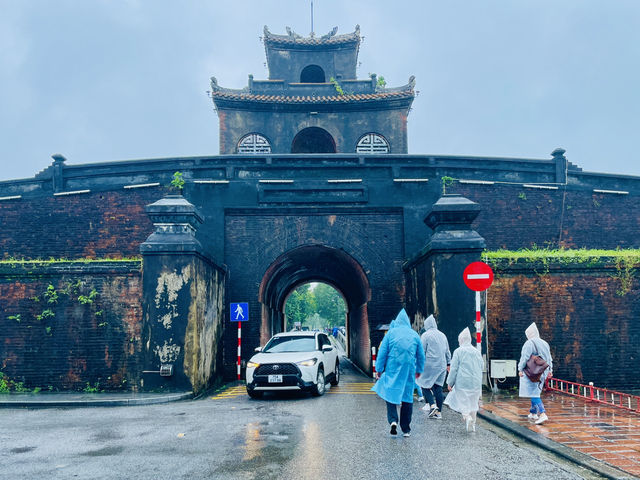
[356,133,389,153]
[237,134,271,154]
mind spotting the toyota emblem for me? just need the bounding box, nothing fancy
[272,365,279,371]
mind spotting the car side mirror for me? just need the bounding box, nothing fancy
[254,347,262,352]
[322,345,333,352]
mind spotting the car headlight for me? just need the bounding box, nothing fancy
[296,358,317,367]
[246,361,260,369]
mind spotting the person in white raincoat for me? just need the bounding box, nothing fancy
[443,327,483,432]
[371,309,425,437]
[518,322,553,425]
[416,314,451,418]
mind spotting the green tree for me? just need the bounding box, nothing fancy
[285,284,316,328]
[314,283,346,326]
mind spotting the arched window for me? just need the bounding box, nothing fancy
[300,65,326,83]
[356,133,390,154]
[237,133,271,154]
[291,127,336,154]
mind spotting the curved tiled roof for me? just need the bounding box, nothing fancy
[211,89,414,105]
[263,25,360,47]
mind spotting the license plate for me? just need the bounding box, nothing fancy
[268,375,283,383]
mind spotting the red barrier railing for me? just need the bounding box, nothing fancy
[546,377,640,413]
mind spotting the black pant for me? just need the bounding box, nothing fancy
[422,384,444,410]
[386,401,413,433]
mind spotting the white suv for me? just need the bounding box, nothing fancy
[246,331,340,398]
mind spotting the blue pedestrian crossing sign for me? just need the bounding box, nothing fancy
[230,302,248,322]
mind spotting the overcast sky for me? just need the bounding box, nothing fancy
[1,0,639,181]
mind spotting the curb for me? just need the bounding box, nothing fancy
[0,391,193,408]
[478,409,636,480]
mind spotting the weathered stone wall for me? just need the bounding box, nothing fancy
[141,252,225,393]
[0,260,143,391]
[486,259,640,390]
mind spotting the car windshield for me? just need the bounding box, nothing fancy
[263,336,316,353]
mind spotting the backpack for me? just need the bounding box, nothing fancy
[523,339,549,383]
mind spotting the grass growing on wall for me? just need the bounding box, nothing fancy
[0,257,142,265]
[482,247,640,296]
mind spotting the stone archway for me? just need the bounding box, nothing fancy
[291,127,336,154]
[258,244,371,372]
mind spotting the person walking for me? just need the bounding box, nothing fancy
[372,309,425,437]
[444,327,484,432]
[417,314,451,419]
[518,322,553,425]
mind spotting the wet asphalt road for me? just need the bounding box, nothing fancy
[0,360,601,480]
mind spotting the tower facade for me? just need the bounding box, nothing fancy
[210,26,415,154]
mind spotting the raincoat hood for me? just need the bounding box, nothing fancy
[394,309,412,329]
[525,322,540,340]
[423,314,437,331]
[458,327,472,346]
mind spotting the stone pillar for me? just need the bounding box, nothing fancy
[140,194,225,393]
[552,147,568,184]
[51,154,66,193]
[404,195,486,355]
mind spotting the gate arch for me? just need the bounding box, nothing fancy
[258,244,371,372]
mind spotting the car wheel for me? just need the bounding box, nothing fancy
[330,361,340,386]
[247,388,263,399]
[311,367,325,396]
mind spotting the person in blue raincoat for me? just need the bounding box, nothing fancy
[416,314,451,419]
[518,322,553,425]
[372,309,425,437]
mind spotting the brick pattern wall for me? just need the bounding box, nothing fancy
[486,262,640,390]
[451,183,640,250]
[0,188,160,260]
[223,210,406,378]
[0,261,143,391]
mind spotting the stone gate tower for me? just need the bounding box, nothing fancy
[210,26,415,154]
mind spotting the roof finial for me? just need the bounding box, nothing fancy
[310,1,314,36]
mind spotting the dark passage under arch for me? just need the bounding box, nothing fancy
[300,65,326,83]
[291,127,336,154]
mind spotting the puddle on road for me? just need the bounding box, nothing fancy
[10,446,36,454]
[215,418,302,478]
[81,446,125,457]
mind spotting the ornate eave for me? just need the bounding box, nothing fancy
[262,25,361,50]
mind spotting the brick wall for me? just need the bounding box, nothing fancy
[0,188,160,260]
[0,261,143,391]
[486,259,640,390]
[450,183,640,250]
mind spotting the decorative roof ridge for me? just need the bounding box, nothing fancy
[377,76,416,94]
[262,25,361,46]
[210,89,414,105]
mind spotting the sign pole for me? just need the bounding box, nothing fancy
[475,290,482,353]
[237,321,242,380]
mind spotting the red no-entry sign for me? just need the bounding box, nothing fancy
[463,261,494,291]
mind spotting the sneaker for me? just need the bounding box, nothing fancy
[534,413,548,425]
[403,432,411,437]
[390,422,398,436]
[418,397,425,402]
[527,413,539,421]
[421,404,431,412]
[428,407,440,418]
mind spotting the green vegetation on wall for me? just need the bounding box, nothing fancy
[483,247,640,296]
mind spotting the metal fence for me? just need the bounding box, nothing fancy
[546,377,640,413]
